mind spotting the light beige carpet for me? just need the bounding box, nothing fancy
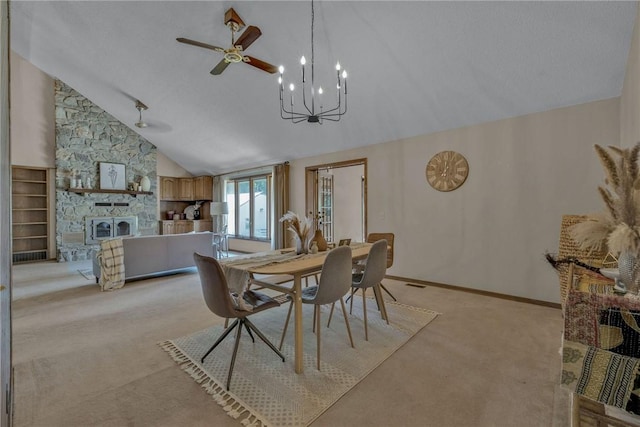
[160,299,438,427]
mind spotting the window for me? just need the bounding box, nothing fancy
[225,175,271,240]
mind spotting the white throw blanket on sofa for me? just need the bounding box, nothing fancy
[96,238,125,291]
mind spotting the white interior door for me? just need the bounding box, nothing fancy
[307,159,366,244]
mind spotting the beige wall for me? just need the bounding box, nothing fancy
[10,51,55,168]
[289,98,619,304]
[156,152,192,177]
[331,165,364,243]
[621,4,640,148]
[10,51,191,178]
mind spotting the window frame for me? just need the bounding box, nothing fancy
[225,173,271,242]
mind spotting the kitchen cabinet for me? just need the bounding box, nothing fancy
[159,175,212,201]
[194,176,213,201]
[194,219,213,232]
[178,178,194,200]
[160,177,177,200]
[160,219,212,235]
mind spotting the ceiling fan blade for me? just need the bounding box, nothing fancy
[211,59,231,75]
[234,26,261,51]
[177,37,225,53]
[243,56,278,74]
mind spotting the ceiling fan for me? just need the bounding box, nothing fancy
[177,8,278,76]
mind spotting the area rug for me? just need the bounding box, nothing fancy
[159,299,438,427]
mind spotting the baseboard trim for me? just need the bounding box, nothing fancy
[385,274,561,309]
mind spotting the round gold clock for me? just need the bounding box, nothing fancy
[426,151,469,192]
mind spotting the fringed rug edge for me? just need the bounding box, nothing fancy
[158,339,272,427]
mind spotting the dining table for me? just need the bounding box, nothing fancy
[220,242,381,374]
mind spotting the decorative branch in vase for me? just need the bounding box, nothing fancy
[570,142,640,294]
[280,211,313,254]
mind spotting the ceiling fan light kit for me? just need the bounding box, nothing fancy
[134,100,148,128]
[278,0,348,124]
[177,8,278,76]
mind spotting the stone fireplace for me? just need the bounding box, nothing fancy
[55,80,158,261]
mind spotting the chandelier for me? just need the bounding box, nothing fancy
[278,0,347,124]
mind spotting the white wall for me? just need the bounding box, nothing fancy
[331,165,364,243]
[621,5,640,148]
[10,51,55,168]
[290,98,619,304]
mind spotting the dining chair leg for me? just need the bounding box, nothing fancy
[362,288,369,341]
[279,301,294,351]
[349,287,355,314]
[327,302,336,328]
[373,284,390,325]
[244,318,285,362]
[339,297,355,348]
[202,318,239,363]
[226,319,244,390]
[244,322,255,342]
[312,305,317,333]
[380,283,397,302]
[316,304,321,370]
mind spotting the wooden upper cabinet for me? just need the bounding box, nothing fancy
[159,175,212,201]
[178,178,194,200]
[194,176,213,201]
[160,177,177,200]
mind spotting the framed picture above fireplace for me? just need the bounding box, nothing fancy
[99,162,126,190]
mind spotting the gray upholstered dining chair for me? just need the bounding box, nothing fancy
[350,239,389,341]
[193,252,285,391]
[278,245,355,370]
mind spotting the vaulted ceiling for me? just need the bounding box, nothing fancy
[9,1,637,175]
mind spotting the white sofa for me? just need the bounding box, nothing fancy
[92,232,215,283]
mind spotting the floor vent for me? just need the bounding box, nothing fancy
[13,251,47,264]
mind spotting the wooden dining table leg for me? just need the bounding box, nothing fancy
[293,273,304,374]
[373,284,389,324]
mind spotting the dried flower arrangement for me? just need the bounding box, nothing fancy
[570,143,640,257]
[280,211,313,252]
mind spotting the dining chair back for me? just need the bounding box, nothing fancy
[366,232,396,301]
[279,245,355,370]
[351,239,389,340]
[313,245,354,305]
[367,232,394,269]
[193,252,285,390]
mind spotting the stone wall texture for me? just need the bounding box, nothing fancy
[55,80,157,261]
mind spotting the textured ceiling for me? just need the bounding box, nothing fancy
[9,1,637,175]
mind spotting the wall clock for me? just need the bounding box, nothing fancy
[425,151,469,192]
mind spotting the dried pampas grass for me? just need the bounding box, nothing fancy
[570,213,614,252]
[572,142,640,255]
[279,211,313,245]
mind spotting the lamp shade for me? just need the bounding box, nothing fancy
[211,202,229,215]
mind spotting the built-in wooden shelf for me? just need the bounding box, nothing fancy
[65,188,153,197]
[12,166,51,264]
